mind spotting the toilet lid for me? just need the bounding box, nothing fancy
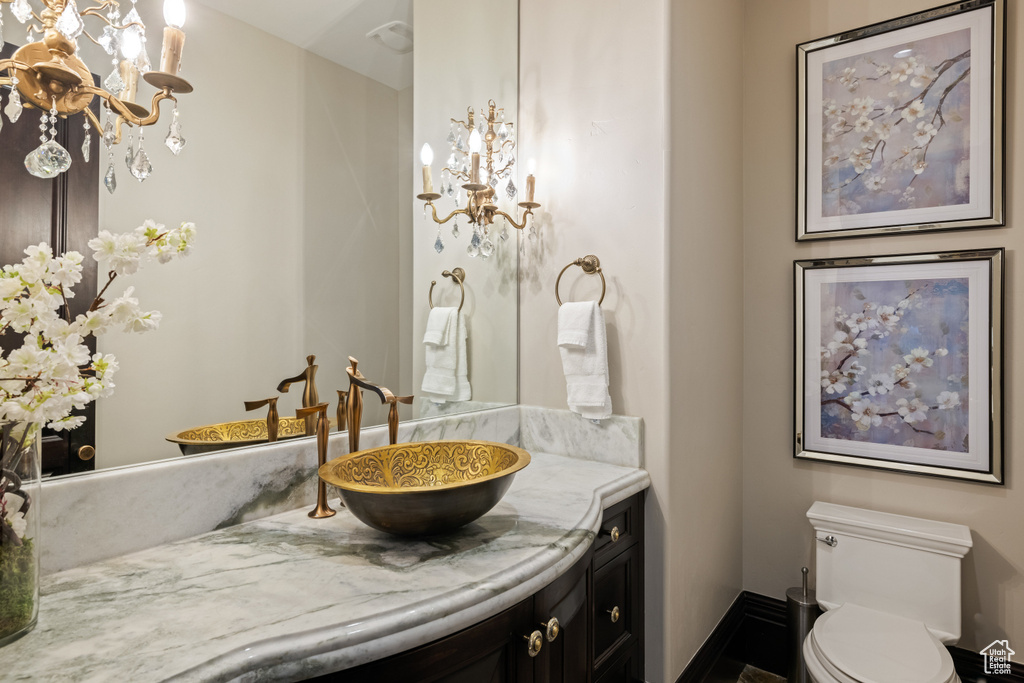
[812,603,957,683]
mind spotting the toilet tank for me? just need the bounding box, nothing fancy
[807,501,972,644]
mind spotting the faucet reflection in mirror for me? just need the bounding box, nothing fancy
[0,0,193,184]
[417,99,540,257]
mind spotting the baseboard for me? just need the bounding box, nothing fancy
[676,591,1024,683]
[675,593,747,683]
[675,592,787,683]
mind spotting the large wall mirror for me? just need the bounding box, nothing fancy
[6,0,519,475]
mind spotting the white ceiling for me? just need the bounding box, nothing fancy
[193,0,414,90]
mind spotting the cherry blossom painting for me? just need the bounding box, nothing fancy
[796,250,1003,484]
[797,0,1004,240]
[820,30,971,217]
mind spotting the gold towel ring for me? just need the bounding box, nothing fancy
[428,267,467,313]
[555,255,605,306]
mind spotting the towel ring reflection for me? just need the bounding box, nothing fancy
[555,255,605,306]
[429,267,466,313]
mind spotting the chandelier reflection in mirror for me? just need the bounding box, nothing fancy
[0,0,191,188]
[417,100,540,259]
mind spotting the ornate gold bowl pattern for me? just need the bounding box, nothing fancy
[166,417,329,455]
[319,440,531,536]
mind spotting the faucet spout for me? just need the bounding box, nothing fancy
[278,355,319,433]
[345,356,392,454]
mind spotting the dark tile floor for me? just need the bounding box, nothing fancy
[701,655,787,683]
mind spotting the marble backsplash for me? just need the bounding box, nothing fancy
[39,405,642,574]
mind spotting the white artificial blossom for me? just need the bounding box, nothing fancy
[0,220,196,431]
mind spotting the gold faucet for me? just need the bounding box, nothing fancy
[243,397,280,442]
[297,402,334,519]
[345,356,393,453]
[278,355,319,434]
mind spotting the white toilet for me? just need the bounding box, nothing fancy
[802,501,973,683]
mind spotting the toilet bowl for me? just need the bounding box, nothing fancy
[803,502,972,683]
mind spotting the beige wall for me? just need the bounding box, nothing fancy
[743,0,1023,656]
[521,0,744,679]
[669,0,746,675]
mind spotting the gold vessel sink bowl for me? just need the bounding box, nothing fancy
[319,440,531,536]
[167,417,332,455]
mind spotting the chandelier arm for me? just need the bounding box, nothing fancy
[441,167,470,182]
[494,208,531,231]
[83,85,175,128]
[425,203,470,226]
[449,117,470,130]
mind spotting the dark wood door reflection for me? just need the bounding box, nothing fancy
[1,43,100,476]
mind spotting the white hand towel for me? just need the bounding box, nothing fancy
[423,307,455,347]
[422,311,471,403]
[558,301,612,420]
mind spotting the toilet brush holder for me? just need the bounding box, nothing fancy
[787,567,822,683]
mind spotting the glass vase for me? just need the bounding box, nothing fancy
[0,422,40,647]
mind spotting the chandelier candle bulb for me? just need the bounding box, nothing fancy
[160,0,187,73]
[420,143,434,194]
[526,158,537,202]
[119,61,139,102]
[469,129,482,184]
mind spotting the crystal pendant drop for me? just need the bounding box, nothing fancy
[459,162,467,175]
[136,38,151,73]
[56,0,85,40]
[452,221,459,238]
[104,162,117,194]
[470,229,482,249]
[447,153,457,168]
[446,129,455,144]
[506,178,517,200]
[434,233,444,254]
[123,7,144,31]
[124,135,134,170]
[130,145,153,181]
[480,237,494,258]
[500,224,510,241]
[497,151,504,164]
[0,9,5,52]
[498,122,509,141]
[11,0,30,24]
[489,174,499,188]
[102,117,115,149]
[4,87,22,123]
[82,132,91,162]
[97,25,120,55]
[455,134,465,152]
[445,182,454,198]
[164,109,186,155]
[25,140,72,178]
[104,66,124,94]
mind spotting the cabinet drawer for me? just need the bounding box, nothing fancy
[593,544,640,672]
[595,640,641,683]
[594,495,640,565]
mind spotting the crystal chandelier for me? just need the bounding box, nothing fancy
[0,0,192,188]
[417,100,540,258]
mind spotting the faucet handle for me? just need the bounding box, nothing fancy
[295,403,329,419]
[244,397,280,442]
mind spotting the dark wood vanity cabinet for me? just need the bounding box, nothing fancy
[335,492,645,683]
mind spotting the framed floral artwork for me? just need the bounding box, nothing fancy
[794,249,1003,483]
[797,0,1005,240]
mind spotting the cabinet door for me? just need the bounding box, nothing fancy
[337,598,535,683]
[532,547,593,683]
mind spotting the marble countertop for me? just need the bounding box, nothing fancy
[1,451,649,683]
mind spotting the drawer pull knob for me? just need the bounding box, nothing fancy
[78,445,95,461]
[607,606,620,623]
[602,525,620,542]
[525,630,543,657]
[541,617,560,642]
